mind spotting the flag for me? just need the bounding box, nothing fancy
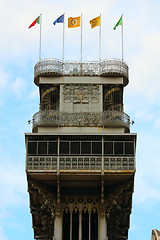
[53,14,64,25]
[28,15,40,28]
[68,16,81,28]
[89,16,101,28]
[113,16,123,30]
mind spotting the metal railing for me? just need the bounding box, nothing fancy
[34,58,128,80]
[32,110,130,130]
[26,156,135,171]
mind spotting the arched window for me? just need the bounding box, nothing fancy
[82,207,89,240]
[63,208,70,240]
[72,207,79,240]
[91,208,98,240]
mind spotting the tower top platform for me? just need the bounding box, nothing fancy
[34,58,129,86]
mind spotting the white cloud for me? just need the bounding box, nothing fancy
[11,77,27,98]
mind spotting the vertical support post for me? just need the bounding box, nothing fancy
[57,175,61,216]
[98,176,107,240]
[57,136,60,172]
[54,175,62,240]
[89,210,91,240]
[70,209,72,240]
[102,136,104,173]
[98,214,107,240]
[79,210,82,240]
[54,215,63,240]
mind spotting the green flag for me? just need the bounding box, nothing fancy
[113,16,123,30]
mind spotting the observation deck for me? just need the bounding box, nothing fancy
[34,58,129,86]
[32,110,130,132]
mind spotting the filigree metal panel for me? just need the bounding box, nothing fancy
[63,84,99,103]
[27,156,58,170]
[26,156,135,171]
[34,58,128,80]
[32,110,130,130]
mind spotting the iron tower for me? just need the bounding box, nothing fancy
[25,58,136,240]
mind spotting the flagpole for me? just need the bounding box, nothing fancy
[99,14,101,61]
[81,13,83,63]
[121,14,124,61]
[39,13,42,60]
[62,13,65,61]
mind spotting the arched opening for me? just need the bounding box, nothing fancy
[63,208,70,240]
[82,207,89,240]
[91,208,98,240]
[72,207,79,240]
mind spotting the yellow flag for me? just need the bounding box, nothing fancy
[68,16,81,28]
[89,16,101,28]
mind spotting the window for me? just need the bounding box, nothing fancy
[28,142,37,155]
[60,142,69,154]
[114,142,123,155]
[81,142,91,154]
[125,142,134,155]
[104,142,113,155]
[71,142,80,154]
[48,141,58,155]
[38,142,47,155]
[92,142,102,154]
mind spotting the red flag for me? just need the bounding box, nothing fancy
[28,15,40,28]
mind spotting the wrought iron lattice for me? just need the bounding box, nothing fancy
[63,84,99,103]
[103,84,123,111]
[34,58,129,81]
[26,156,135,171]
[40,84,59,110]
[32,110,130,129]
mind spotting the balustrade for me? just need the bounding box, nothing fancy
[26,156,135,171]
[32,110,130,130]
[34,58,128,82]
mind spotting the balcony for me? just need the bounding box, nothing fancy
[32,110,130,132]
[26,155,135,172]
[34,58,129,85]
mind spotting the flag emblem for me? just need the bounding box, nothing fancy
[68,17,81,28]
[89,16,101,28]
[28,15,40,29]
[53,14,64,25]
[113,16,123,30]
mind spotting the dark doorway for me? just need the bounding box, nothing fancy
[63,208,70,240]
[72,208,79,240]
[82,208,89,240]
[91,208,98,240]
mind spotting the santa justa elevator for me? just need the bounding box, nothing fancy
[25,58,136,240]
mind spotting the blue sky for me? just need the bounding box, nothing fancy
[0,0,160,239]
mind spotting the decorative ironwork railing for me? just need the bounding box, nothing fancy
[32,110,130,130]
[34,58,128,80]
[26,156,135,171]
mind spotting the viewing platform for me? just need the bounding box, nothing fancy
[32,110,130,132]
[34,58,129,85]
